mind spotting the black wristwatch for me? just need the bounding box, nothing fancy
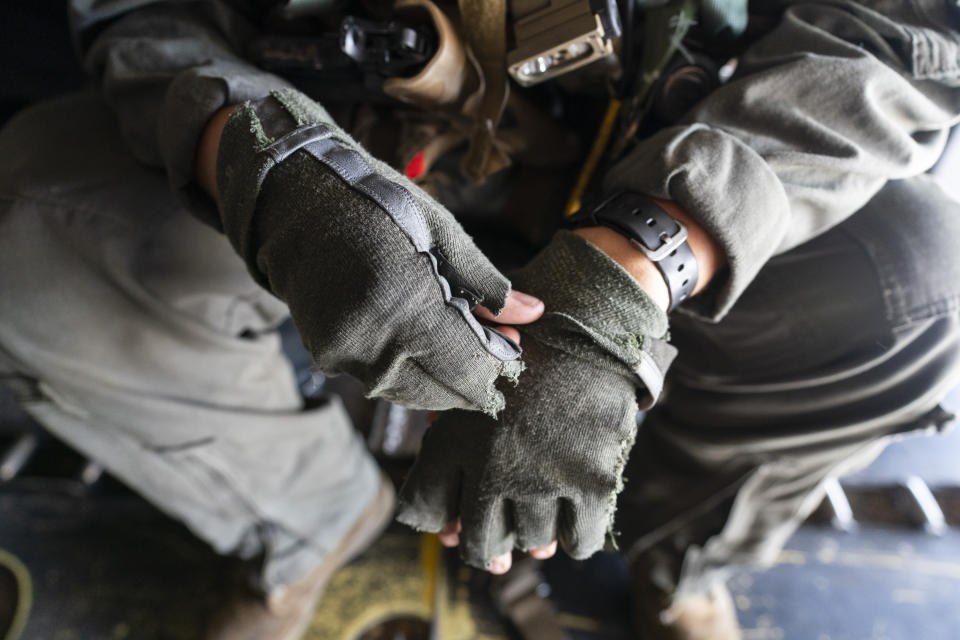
[567,192,698,312]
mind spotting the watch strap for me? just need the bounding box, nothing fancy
[567,192,698,311]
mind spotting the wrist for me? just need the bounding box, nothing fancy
[573,226,671,311]
[195,104,240,199]
[572,198,724,312]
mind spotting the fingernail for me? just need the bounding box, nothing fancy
[510,290,541,307]
[438,534,459,548]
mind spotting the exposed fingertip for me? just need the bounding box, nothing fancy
[495,326,521,343]
[489,552,513,575]
[438,533,460,547]
[473,304,497,322]
[529,541,557,559]
[508,290,542,308]
[439,519,461,534]
[501,292,544,324]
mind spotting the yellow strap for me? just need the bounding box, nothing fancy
[419,532,441,612]
[564,0,698,215]
[564,97,621,217]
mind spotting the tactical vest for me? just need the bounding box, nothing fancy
[249,0,752,245]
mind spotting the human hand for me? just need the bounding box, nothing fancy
[424,411,555,575]
[434,289,548,575]
[214,88,542,414]
[473,289,544,344]
[397,231,677,572]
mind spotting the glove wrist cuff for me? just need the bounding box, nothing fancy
[515,230,669,337]
[516,231,676,407]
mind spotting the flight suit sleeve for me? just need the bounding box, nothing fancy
[604,0,960,320]
[71,0,292,228]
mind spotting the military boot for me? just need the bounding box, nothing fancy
[632,558,741,640]
[206,474,396,640]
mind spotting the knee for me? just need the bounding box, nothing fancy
[844,175,960,328]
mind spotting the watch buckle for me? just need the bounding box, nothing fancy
[630,220,689,262]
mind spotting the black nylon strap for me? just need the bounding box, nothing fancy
[568,192,698,311]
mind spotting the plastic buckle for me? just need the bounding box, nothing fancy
[339,16,434,77]
[631,220,688,263]
[592,191,689,263]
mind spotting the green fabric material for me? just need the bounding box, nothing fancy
[514,231,669,385]
[269,89,515,307]
[397,231,673,568]
[607,2,960,321]
[216,89,522,414]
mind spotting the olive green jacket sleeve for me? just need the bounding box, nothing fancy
[605,0,960,320]
[70,0,292,228]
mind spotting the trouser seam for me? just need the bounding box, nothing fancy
[837,223,904,330]
[897,296,960,328]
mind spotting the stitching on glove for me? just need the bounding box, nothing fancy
[256,118,521,364]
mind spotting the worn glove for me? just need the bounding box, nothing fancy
[397,230,677,567]
[216,88,522,414]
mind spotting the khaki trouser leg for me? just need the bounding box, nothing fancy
[0,92,380,593]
